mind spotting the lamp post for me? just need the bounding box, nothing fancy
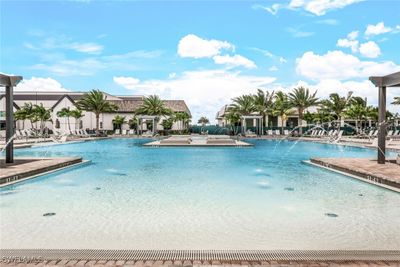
[0,73,23,163]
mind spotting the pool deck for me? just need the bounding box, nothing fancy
[0,157,84,187]
[0,250,399,266]
[308,157,400,192]
[143,139,252,147]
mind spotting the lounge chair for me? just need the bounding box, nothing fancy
[275,129,280,135]
[245,130,257,138]
[122,129,127,135]
[267,130,273,136]
[142,130,153,137]
[115,129,121,135]
[284,130,289,135]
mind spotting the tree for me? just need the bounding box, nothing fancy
[135,95,172,133]
[345,97,368,133]
[57,107,72,131]
[70,109,84,130]
[288,86,319,134]
[31,104,52,136]
[198,116,210,126]
[16,103,35,129]
[225,111,241,135]
[321,92,353,127]
[229,95,256,116]
[112,115,126,130]
[173,112,191,132]
[252,89,274,127]
[272,91,293,132]
[161,118,174,131]
[14,107,30,129]
[392,97,400,105]
[76,89,117,133]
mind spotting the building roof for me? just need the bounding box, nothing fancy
[109,99,191,116]
[0,91,191,116]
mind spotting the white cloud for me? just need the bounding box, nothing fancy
[347,30,359,40]
[270,79,398,113]
[14,77,69,92]
[287,27,314,38]
[336,31,359,52]
[365,22,392,36]
[113,76,140,90]
[68,42,104,54]
[359,41,381,58]
[177,34,234,59]
[31,58,106,76]
[113,70,276,122]
[212,54,256,69]
[264,0,363,16]
[296,50,400,81]
[279,57,287,64]
[269,66,279,71]
[337,38,359,53]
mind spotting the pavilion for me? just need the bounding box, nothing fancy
[0,73,23,163]
[369,71,400,164]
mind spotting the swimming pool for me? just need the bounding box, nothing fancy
[1,139,399,250]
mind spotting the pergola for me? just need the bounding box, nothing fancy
[241,115,263,135]
[369,71,400,164]
[0,73,23,163]
[137,115,158,135]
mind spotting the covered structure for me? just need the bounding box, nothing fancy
[0,73,23,163]
[240,115,263,136]
[137,115,158,135]
[369,71,400,164]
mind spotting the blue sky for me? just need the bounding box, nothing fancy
[1,0,399,121]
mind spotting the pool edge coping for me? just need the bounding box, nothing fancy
[303,160,400,193]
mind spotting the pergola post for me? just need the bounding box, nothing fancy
[0,73,23,164]
[377,86,386,164]
[5,85,14,163]
[369,71,400,164]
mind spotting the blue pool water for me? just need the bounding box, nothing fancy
[1,139,399,249]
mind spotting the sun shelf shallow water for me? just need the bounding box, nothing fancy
[0,138,399,250]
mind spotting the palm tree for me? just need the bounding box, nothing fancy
[76,89,117,133]
[173,111,191,132]
[57,107,72,131]
[112,115,126,130]
[229,95,256,116]
[17,103,35,129]
[135,95,172,133]
[392,97,400,105]
[252,89,274,127]
[225,111,241,135]
[70,109,84,130]
[14,107,29,129]
[321,92,353,127]
[288,86,319,134]
[345,97,368,133]
[272,91,293,132]
[31,104,52,136]
[198,116,209,126]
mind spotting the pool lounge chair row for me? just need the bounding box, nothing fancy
[266,129,290,136]
[114,129,136,135]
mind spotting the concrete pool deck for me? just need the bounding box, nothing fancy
[308,158,400,192]
[0,157,84,187]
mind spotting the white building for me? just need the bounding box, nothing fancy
[0,91,191,133]
[215,105,313,128]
